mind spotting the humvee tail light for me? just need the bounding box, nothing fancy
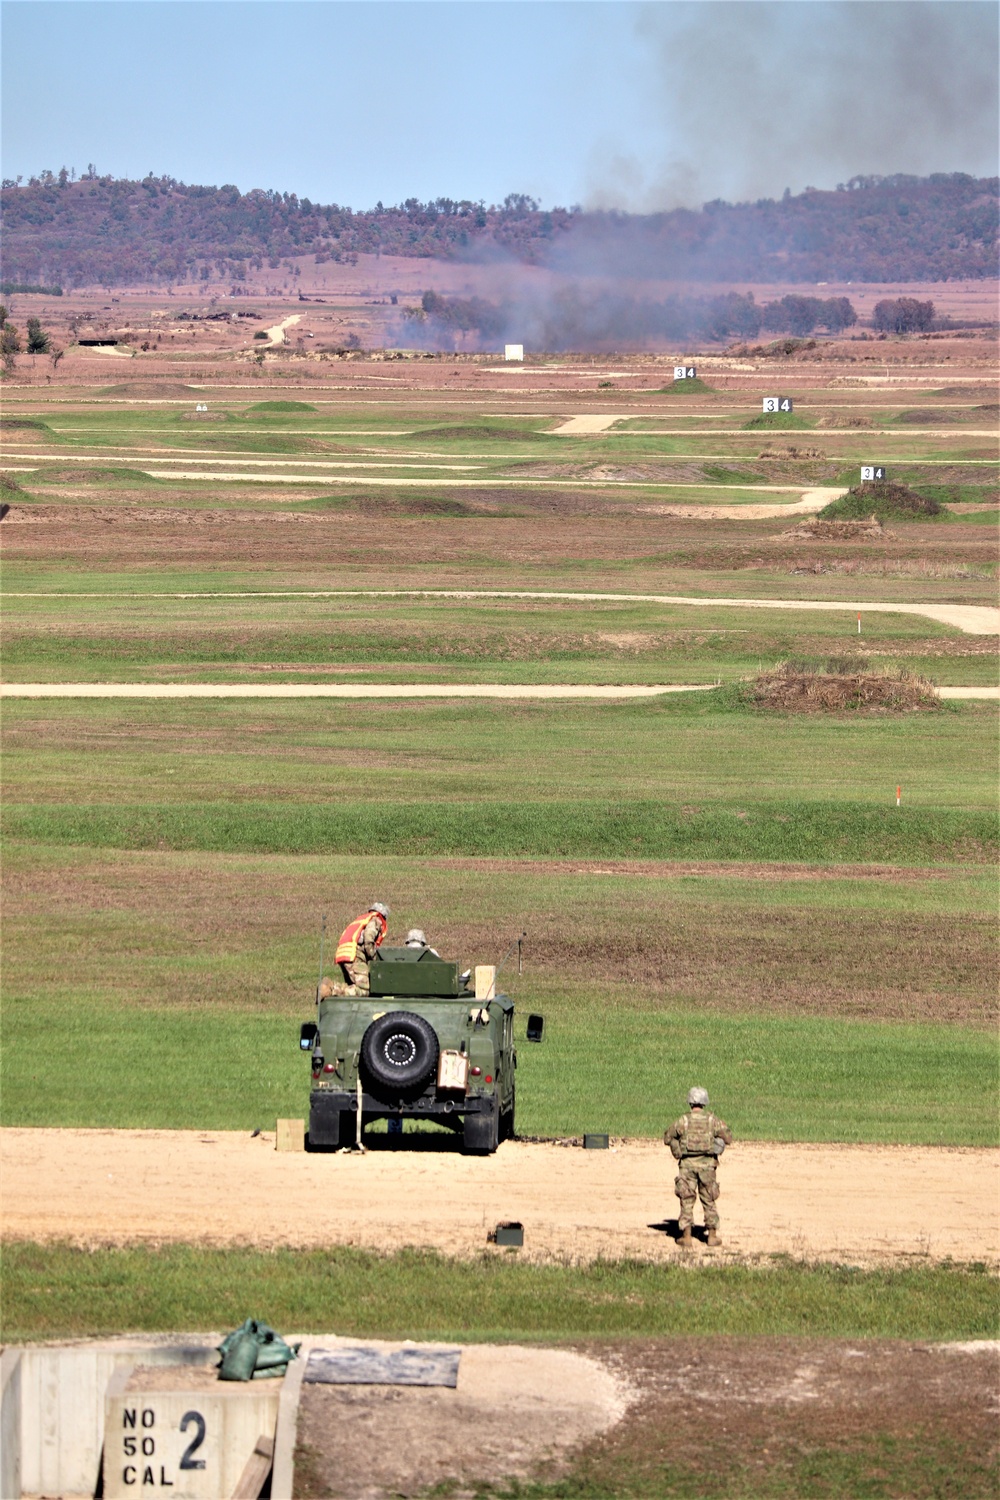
[323,1062,336,1073]
[470,1066,481,1077]
[485,1075,493,1084]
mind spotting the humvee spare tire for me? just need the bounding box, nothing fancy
[361,1011,439,1094]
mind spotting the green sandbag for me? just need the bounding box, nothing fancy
[217,1318,300,1382]
[218,1331,258,1382]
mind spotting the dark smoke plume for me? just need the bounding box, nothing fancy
[585,1,999,210]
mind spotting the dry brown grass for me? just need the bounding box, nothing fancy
[818,413,873,428]
[757,445,825,458]
[785,516,889,540]
[4,849,995,1024]
[568,1339,1000,1500]
[746,661,941,713]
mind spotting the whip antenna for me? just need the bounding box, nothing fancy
[316,913,328,1016]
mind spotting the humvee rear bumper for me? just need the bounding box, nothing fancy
[309,1088,498,1149]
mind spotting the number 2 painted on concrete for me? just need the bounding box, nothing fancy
[180,1411,207,1470]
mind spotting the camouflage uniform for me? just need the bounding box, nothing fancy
[339,916,384,996]
[664,1108,732,1232]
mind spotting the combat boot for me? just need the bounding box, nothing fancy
[706,1228,721,1248]
[679,1228,693,1249]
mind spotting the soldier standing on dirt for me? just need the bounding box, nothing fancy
[665,1087,732,1248]
[334,903,390,995]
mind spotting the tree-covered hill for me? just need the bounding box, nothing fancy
[1,168,995,289]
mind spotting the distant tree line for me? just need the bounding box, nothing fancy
[0,281,62,295]
[870,297,935,333]
[404,289,859,350]
[1,172,995,288]
[0,303,60,372]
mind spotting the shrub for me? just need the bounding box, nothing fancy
[820,481,942,522]
[872,297,934,333]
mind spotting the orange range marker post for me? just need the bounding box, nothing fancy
[858,613,862,634]
[896,785,902,807]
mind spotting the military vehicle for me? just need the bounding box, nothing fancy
[299,945,544,1153]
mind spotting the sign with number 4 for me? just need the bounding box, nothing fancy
[861,465,887,482]
[763,397,793,413]
[673,366,696,380]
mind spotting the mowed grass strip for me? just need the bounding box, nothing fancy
[1,1243,995,1344]
[2,997,994,1142]
[5,801,995,865]
[2,697,996,816]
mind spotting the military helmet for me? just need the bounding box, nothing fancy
[405,928,427,947]
[687,1086,710,1108]
[370,902,390,918]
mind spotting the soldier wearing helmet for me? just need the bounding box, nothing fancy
[664,1087,733,1249]
[405,928,440,957]
[333,903,390,995]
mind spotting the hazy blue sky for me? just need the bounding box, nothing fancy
[2,1,997,209]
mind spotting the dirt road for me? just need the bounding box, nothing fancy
[2,1130,995,1265]
[262,313,301,346]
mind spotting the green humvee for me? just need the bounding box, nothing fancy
[299,946,544,1153]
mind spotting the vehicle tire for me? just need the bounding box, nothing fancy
[361,1011,439,1096]
[500,1086,515,1143]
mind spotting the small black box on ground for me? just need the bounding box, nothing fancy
[583,1134,609,1149]
[493,1221,524,1247]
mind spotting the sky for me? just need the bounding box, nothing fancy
[2,0,997,211]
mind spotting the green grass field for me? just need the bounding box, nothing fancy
[2,383,996,1168]
[3,842,995,1140]
[2,694,996,809]
[3,993,994,1142]
[2,596,996,683]
[2,1243,994,1344]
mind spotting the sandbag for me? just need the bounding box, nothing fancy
[217,1318,300,1381]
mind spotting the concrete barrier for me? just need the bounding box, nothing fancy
[2,1338,221,1499]
[104,1365,280,1498]
[1,1349,23,1500]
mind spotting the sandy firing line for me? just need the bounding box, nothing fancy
[2,1130,995,1266]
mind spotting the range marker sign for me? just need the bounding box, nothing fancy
[762,396,794,413]
[861,465,887,482]
[673,365,697,380]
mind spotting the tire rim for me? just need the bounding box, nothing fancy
[382,1032,418,1069]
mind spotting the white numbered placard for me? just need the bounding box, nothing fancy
[762,396,794,413]
[861,465,886,482]
[673,366,696,380]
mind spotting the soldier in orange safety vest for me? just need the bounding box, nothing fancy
[333,903,390,995]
